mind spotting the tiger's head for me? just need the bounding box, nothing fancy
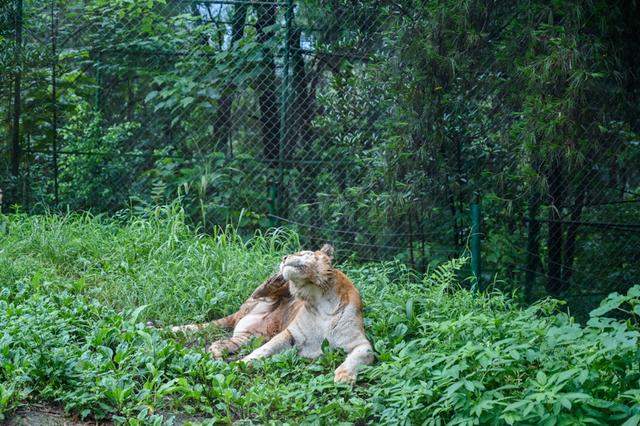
[279,244,335,292]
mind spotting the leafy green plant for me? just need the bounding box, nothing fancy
[58,100,142,211]
[0,209,639,424]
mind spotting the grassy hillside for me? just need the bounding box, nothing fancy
[0,207,639,425]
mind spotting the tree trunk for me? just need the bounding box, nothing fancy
[10,0,23,206]
[291,28,315,154]
[525,191,541,302]
[211,4,247,154]
[562,187,585,284]
[291,27,324,214]
[546,154,565,295]
[448,192,459,249]
[255,4,280,164]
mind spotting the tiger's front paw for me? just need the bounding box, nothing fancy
[207,344,225,359]
[334,366,356,385]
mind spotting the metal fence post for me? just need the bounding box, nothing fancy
[470,194,482,290]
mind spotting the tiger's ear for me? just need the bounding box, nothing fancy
[320,244,334,260]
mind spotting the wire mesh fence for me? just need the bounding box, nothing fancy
[2,0,640,315]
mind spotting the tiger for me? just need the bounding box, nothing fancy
[171,244,373,384]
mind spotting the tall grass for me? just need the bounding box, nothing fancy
[2,204,299,324]
[1,207,639,424]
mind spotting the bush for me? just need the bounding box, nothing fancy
[0,208,639,424]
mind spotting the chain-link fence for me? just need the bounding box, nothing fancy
[2,0,640,315]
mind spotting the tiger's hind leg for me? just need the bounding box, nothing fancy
[207,331,263,359]
[170,314,236,333]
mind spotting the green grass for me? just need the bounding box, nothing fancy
[1,205,639,425]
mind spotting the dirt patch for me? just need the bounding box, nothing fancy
[5,405,109,426]
[4,405,218,425]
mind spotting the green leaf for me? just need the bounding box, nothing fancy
[590,294,624,317]
[405,298,415,321]
[130,304,148,323]
[144,91,158,103]
[180,96,195,107]
[622,415,640,426]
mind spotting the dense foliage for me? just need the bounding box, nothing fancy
[1,209,639,424]
[1,1,639,318]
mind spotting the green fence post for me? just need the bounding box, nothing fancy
[470,194,482,291]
